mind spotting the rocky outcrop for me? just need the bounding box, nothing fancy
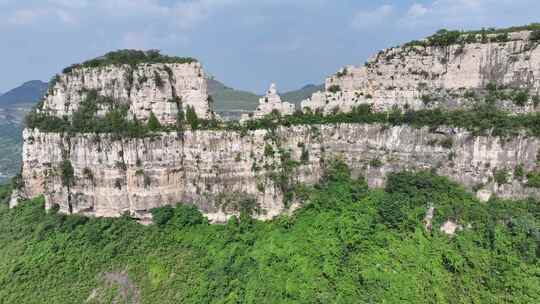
[302,30,540,114]
[44,62,211,124]
[16,124,540,222]
[241,83,295,121]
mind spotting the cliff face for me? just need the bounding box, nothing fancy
[44,62,211,124]
[302,31,540,113]
[17,124,540,222]
[14,33,540,222]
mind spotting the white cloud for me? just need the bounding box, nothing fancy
[351,4,394,30]
[407,3,429,18]
[8,9,43,25]
[7,7,78,25]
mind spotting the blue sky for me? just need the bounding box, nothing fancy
[0,0,539,93]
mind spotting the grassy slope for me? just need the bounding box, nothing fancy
[0,164,538,303]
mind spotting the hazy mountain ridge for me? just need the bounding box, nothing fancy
[0,80,47,106]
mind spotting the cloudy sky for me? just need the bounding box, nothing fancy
[0,0,539,93]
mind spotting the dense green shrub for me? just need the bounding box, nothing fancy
[147,112,161,132]
[0,164,539,303]
[526,172,540,187]
[514,164,525,180]
[403,24,540,49]
[151,204,205,228]
[185,106,199,130]
[428,29,461,47]
[512,90,529,106]
[151,205,175,226]
[327,85,341,93]
[493,168,509,185]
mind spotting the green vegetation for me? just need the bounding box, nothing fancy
[369,158,383,168]
[493,167,509,185]
[25,90,176,137]
[26,97,540,140]
[327,85,341,93]
[62,50,197,74]
[147,112,161,132]
[403,23,540,48]
[185,106,200,130]
[428,29,462,47]
[0,184,11,204]
[526,172,540,188]
[0,162,539,303]
[233,103,540,139]
[60,160,75,187]
[515,164,525,181]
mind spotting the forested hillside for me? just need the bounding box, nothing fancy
[0,162,538,303]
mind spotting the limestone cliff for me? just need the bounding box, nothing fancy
[14,31,540,223]
[302,30,540,114]
[16,124,540,222]
[44,52,212,124]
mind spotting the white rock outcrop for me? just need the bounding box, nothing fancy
[43,62,212,124]
[253,83,295,119]
[302,31,540,114]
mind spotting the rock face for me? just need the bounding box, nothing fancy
[44,62,211,124]
[302,31,540,114]
[17,124,540,222]
[14,32,540,222]
[246,83,294,120]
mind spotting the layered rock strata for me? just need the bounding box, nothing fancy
[302,30,540,114]
[16,124,540,222]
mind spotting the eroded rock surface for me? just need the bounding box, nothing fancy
[302,31,540,114]
[17,124,540,222]
[43,62,211,124]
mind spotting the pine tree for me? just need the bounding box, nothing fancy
[147,112,161,132]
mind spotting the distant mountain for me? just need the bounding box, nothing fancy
[208,79,260,112]
[208,79,323,112]
[282,84,324,106]
[0,80,48,106]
